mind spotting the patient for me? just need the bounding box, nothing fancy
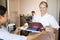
[0,5,8,32]
[0,5,27,40]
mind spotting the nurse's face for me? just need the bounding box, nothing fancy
[40,4,47,14]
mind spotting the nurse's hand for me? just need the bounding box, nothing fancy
[45,26,55,34]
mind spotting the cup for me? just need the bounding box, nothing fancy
[7,23,16,32]
[24,23,28,28]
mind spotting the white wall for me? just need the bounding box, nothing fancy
[47,0,59,21]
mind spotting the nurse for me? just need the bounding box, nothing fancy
[32,1,59,33]
[32,1,59,40]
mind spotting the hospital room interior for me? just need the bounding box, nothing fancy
[0,0,60,40]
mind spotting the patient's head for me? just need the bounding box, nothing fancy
[0,5,7,25]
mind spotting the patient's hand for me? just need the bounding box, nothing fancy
[14,27,20,34]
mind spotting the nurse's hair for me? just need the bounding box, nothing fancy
[39,1,48,8]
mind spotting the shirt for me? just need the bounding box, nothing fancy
[32,13,59,30]
[0,25,8,33]
[0,26,27,40]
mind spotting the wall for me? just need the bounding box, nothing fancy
[20,0,43,16]
[48,0,59,21]
[0,0,6,7]
[7,0,20,27]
